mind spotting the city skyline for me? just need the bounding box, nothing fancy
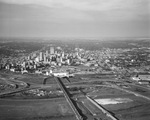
[0,0,149,38]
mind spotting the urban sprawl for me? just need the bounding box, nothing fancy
[1,44,150,84]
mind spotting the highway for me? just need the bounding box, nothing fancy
[105,82,150,101]
[54,77,83,120]
[0,85,41,98]
[1,75,150,120]
[86,96,118,120]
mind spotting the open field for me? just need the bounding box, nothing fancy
[0,70,150,120]
[0,98,76,120]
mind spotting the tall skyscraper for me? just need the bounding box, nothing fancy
[39,52,43,61]
[46,50,49,57]
[44,54,46,62]
[50,47,54,54]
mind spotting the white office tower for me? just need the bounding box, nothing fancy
[35,57,39,62]
[62,52,64,58]
[39,52,43,61]
[50,47,54,54]
[46,50,49,57]
[44,54,46,62]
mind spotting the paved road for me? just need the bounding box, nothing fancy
[54,77,83,120]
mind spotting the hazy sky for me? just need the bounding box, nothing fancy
[0,0,149,38]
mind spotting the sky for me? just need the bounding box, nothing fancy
[0,0,149,38]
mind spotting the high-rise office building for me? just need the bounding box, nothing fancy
[44,54,46,62]
[39,52,43,61]
[46,50,49,57]
[62,52,64,58]
[50,47,54,54]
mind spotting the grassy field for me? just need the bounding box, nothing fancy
[0,70,150,120]
[0,98,76,120]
